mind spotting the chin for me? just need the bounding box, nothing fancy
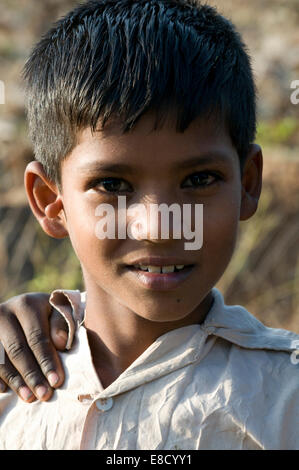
[131,301,193,323]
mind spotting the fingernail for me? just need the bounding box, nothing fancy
[19,386,33,401]
[47,371,59,387]
[35,385,48,400]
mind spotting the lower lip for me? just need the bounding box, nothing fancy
[124,265,195,291]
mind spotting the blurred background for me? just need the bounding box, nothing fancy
[0,0,298,332]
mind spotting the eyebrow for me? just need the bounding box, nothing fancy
[175,151,232,169]
[80,162,136,174]
[79,151,232,174]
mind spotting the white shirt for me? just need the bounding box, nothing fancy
[0,288,298,450]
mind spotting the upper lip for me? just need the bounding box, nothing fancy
[125,257,194,267]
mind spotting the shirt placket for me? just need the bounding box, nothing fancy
[79,394,114,450]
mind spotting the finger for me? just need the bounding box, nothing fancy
[49,308,69,351]
[0,313,54,400]
[0,353,49,403]
[0,354,35,402]
[16,308,65,390]
[0,378,7,393]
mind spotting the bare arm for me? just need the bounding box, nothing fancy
[0,293,69,402]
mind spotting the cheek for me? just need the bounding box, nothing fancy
[202,191,241,270]
[62,198,103,264]
[64,202,123,283]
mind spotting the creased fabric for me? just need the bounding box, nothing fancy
[0,288,298,450]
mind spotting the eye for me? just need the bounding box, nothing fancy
[181,171,220,189]
[89,177,133,193]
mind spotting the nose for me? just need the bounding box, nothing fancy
[126,198,184,244]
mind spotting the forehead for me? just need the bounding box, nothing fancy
[65,112,239,173]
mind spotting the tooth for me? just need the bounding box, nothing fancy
[175,265,185,270]
[162,265,175,273]
[139,265,149,271]
[147,266,161,273]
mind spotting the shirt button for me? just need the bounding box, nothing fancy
[96,397,113,411]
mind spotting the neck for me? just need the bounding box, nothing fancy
[83,280,213,388]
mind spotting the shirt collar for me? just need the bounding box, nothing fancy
[49,287,299,398]
[50,286,299,356]
[201,288,299,353]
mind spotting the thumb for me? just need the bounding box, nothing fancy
[49,308,69,351]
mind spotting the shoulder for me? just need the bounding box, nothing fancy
[191,290,299,448]
[202,288,299,354]
[200,288,299,391]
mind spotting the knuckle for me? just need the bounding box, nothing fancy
[14,293,36,312]
[6,373,19,387]
[22,369,42,387]
[0,305,11,324]
[27,328,51,350]
[37,356,55,374]
[1,295,27,316]
[0,369,22,390]
[18,293,50,314]
[6,340,25,361]
[26,330,55,373]
[0,293,48,321]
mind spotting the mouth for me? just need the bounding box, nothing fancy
[126,264,194,273]
[124,263,195,291]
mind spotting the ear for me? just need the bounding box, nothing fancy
[240,144,263,221]
[24,161,68,239]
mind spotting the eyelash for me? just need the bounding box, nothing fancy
[88,171,222,194]
[181,171,221,189]
[89,177,134,194]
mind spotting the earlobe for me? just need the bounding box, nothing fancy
[240,144,263,221]
[24,161,69,239]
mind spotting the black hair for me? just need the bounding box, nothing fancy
[23,0,257,183]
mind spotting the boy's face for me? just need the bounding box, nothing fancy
[27,112,262,325]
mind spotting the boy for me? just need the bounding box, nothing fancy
[0,0,298,450]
